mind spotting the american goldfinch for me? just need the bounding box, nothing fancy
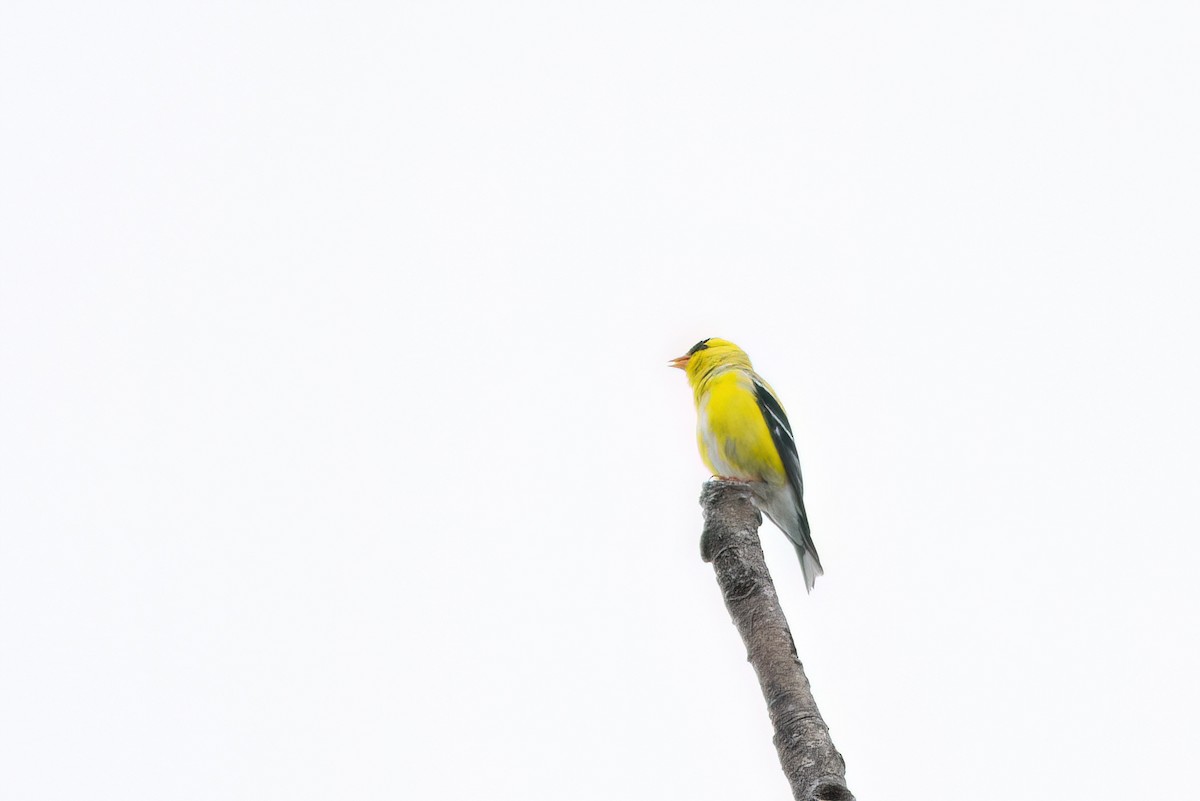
[671,338,824,591]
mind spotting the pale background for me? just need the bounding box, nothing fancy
[2,2,1198,799]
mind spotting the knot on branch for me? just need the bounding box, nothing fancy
[811,779,856,801]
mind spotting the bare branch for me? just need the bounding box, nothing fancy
[700,480,854,801]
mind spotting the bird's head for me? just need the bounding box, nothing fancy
[669,337,751,381]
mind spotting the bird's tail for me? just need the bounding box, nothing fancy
[795,542,824,594]
[752,486,824,592]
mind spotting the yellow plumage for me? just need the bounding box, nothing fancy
[695,370,787,482]
[671,338,824,591]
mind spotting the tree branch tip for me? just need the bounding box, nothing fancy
[698,478,756,509]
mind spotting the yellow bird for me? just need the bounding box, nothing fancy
[671,338,824,591]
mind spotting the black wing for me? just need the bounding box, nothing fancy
[752,379,815,546]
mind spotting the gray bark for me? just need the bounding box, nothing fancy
[699,480,855,801]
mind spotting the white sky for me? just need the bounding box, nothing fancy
[3,2,1199,799]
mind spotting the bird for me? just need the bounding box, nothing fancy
[670,337,823,591]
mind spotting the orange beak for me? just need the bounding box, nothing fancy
[668,355,690,370]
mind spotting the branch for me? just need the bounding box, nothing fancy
[699,480,854,801]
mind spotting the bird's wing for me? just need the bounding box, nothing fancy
[751,377,814,544]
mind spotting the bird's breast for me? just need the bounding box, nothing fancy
[696,373,786,482]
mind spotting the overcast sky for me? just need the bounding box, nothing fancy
[3,2,1199,799]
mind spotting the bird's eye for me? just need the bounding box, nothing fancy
[687,339,711,356]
